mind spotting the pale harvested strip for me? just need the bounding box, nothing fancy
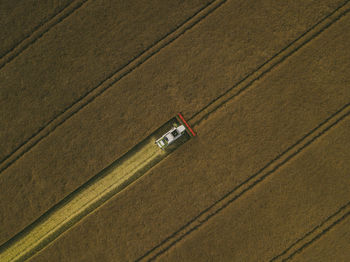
[1,0,346,248]
[0,0,214,172]
[0,138,165,262]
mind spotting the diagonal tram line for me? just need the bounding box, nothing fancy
[1,1,349,260]
[0,137,167,262]
[2,0,348,175]
[270,201,350,261]
[189,0,350,125]
[137,2,350,260]
[283,210,350,261]
[0,1,72,59]
[137,104,350,261]
[0,0,88,69]
[0,0,226,174]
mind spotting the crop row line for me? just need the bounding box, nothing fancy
[138,104,350,261]
[1,0,349,259]
[189,0,350,126]
[0,0,88,70]
[271,201,350,261]
[138,0,350,259]
[0,0,225,174]
[0,139,164,261]
[284,211,350,261]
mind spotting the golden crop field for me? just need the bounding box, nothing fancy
[0,0,349,261]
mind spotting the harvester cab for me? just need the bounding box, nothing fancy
[155,113,196,150]
[155,124,186,149]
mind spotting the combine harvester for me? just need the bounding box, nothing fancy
[0,112,196,262]
[155,113,196,150]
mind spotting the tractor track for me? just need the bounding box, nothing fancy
[137,2,350,259]
[2,0,348,176]
[137,104,350,261]
[283,211,350,261]
[189,0,350,126]
[0,1,72,59]
[0,138,166,262]
[0,0,225,174]
[1,0,349,261]
[270,201,350,261]
[0,0,88,70]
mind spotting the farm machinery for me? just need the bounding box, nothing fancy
[155,113,196,150]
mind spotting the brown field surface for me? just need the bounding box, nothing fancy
[0,0,72,58]
[0,0,212,164]
[160,117,350,261]
[290,215,350,262]
[1,0,349,261]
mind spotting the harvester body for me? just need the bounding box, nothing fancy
[155,125,186,149]
[155,113,196,150]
